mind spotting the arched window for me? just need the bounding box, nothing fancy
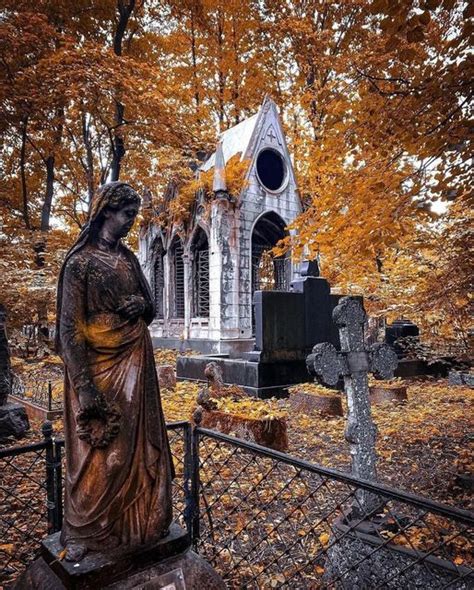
[152,239,165,318]
[191,227,209,317]
[170,238,185,319]
[251,212,289,295]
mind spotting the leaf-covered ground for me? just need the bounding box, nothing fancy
[1,357,472,587]
[161,377,473,510]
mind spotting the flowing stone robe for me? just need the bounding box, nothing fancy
[58,242,174,550]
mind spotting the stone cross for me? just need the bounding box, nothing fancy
[306,296,398,516]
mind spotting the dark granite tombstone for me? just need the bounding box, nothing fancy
[177,263,358,397]
[385,319,419,357]
[291,267,334,350]
[253,290,305,361]
[0,304,29,441]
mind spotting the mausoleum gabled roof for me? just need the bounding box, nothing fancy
[200,96,278,172]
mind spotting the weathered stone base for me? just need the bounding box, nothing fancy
[289,390,343,416]
[197,408,288,451]
[8,395,62,421]
[177,354,313,399]
[369,385,408,405]
[14,524,225,590]
[0,402,30,441]
[394,358,450,378]
[324,518,473,589]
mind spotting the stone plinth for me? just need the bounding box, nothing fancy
[14,523,225,590]
[0,402,30,442]
[177,354,312,398]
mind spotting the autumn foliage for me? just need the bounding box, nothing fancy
[0,0,472,351]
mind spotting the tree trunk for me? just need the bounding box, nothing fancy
[19,117,30,229]
[190,10,200,114]
[40,155,55,231]
[82,111,95,204]
[110,0,136,181]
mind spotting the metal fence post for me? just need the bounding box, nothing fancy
[41,421,57,533]
[47,381,52,412]
[191,426,200,550]
[54,440,63,531]
[183,422,200,549]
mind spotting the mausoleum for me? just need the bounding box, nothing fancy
[139,97,302,354]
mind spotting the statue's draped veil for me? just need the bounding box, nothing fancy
[55,182,154,354]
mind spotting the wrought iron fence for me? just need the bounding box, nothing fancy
[1,423,473,589]
[11,375,63,412]
[194,428,474,589]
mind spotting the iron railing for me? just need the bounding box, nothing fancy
[194,429,473,589]
[1,423,473,589]
[11,375,63,412]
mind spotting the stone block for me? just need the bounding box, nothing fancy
[157,365,176,390]
[369,385,408,405]
[14,524,225,590]
[196,408,288,451]
[0,402,30,442]
[289,389,343,417]
[254,290,305,361]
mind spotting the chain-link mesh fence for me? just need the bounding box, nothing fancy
[195,428,474,589]
[1,423,473,589]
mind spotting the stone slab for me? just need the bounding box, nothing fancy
[253,290,305,361]
[177,355,313,399]
[369,385,408,405]
[197,408,288,451]
[289,390,343,416]
[8,395,62,421]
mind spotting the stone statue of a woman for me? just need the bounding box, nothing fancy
[55,182,174,562]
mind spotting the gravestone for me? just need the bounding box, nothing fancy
[306,296,398,514]
[0,304,30,441]
[385,319,419,356]
[306,299,470,588]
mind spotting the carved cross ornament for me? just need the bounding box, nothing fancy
[306,297,398,515]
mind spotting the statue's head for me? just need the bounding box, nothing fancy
[89,182,141,239]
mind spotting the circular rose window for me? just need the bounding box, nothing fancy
[256,148,286,192]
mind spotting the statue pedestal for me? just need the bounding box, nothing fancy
[15,524,225,589]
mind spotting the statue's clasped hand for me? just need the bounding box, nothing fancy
[117,295,146,320]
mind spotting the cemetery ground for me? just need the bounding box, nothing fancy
[1,351,472,587]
